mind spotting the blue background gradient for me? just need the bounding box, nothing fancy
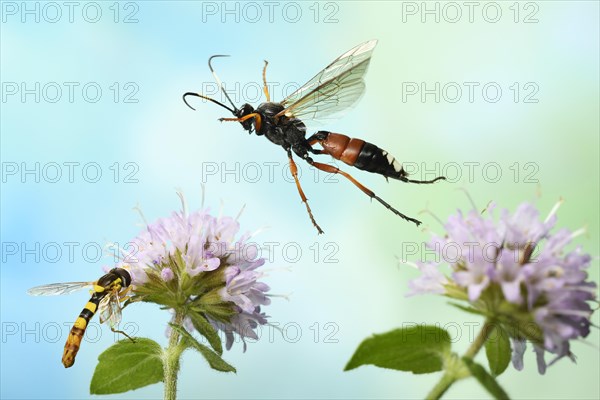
[1,1,598,399]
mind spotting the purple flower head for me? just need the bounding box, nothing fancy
[406,262,447,297]
[161,267,174,282]
[111,193,272,350]
[408,200,596,373]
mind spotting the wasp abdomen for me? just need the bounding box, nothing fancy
[319,132,407,180]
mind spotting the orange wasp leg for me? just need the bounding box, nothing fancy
[288,151,324,234]
[219,113,262,133]
[307,161,422,226]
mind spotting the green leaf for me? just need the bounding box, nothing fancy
[189,311,223,355]
[90,338,163,395]
[344,325,451,374]
[448,302,487,316]
[194,303,236,323]
[169,323,236,373]
[462,357,510,400]
[485,324,511,377]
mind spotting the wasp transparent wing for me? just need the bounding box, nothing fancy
[278,40,377,123]
[27,281,95,296]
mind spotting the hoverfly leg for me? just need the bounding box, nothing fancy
[287,150,324,234]
[118,286,132,298]
[306,160,422,226]
[262,60,270,102]
[111,327,136,343]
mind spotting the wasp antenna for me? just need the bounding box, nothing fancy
[182,92,198,110]
[182,92,235,113]
[208,55,238,113]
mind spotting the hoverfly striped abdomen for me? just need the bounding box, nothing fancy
[315,132,408,181]
[62,289,105,367]
[62,268,131,368]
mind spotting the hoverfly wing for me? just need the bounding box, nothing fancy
[277,40,377,123]
[27,281,95,296]
[98,290,123,330]
[107,293,123,330]
[98,293,113,324]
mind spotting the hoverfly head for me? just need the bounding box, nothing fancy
[112,267,132,288]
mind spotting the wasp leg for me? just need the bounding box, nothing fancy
[306,131,329,145]
[306,160,422,226]
[219,113,262,132]
[398,176,446,184]
[262,60,270,102]
[307,131,333,153]
[111,326,136,343]
[288,150,324,234]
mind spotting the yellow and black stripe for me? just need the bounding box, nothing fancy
[62,268,131,368]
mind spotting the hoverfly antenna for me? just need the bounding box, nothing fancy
[182,92,235,113]
[208,55,239,113]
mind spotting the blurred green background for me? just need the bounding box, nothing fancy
[1,1,598,399]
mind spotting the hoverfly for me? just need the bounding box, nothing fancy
[27,267,134,368]
[184,40,445,234]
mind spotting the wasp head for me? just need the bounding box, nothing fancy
[236,103,256,133]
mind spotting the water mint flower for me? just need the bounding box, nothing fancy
[407,262,447,296]
[114,194,271,350]
[408,200,596,374]
[90,192,277,400]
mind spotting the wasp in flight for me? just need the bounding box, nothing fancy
[184,40,445,234]
[27,267,134,368]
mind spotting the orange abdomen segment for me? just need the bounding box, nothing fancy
[62,324,85,368]
[321,133,365,166]
[62,298,97,368]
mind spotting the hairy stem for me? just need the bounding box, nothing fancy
[164,310,185,400]
[426,320,494,400]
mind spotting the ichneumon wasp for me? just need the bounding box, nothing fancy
[27,267,134,368]
[184,40,445,234]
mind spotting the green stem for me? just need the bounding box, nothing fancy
[426,320,494,400]
[426,372,455,400]
[164,310,185,400]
